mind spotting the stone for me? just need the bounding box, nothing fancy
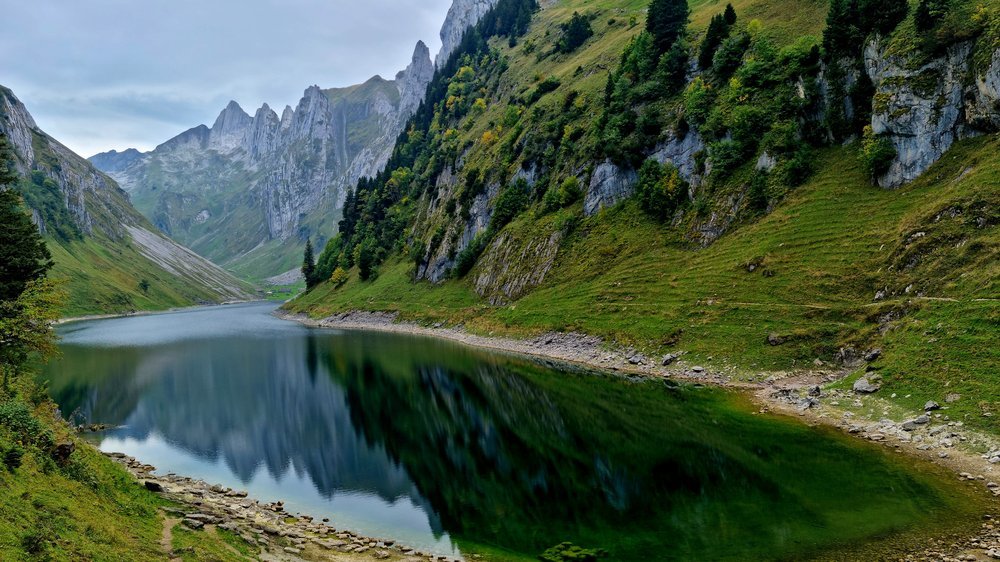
[182,519,204,530]
[52,441,75,464]
[808,385,822,397]
[661,353,679,366]
[144,481,164,493]
[767,333,785,346]
[691,366,705,373]
[864,348,882,362]
[924,401,941,411]
[627,353,645,365]
[852,377,881,394]
[945,393,961,402]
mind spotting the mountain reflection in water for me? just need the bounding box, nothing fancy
[42,302,972,560]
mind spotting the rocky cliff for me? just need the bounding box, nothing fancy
[866,39,1000,187]
[436,0,500,67]
[91,42,436,280]
[0,86,252,311]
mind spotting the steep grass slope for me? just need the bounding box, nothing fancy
[1,86,255,315]
[289,0,999,434]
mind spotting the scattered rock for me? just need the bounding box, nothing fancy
[52,441,75,464]
[661,353,679,366]
[798,398,819,411]
[182,518,204,530]
[807,385,822,397]
[864,348,882,362]
[945,393,961,403]
[627,353,646,365]
[767,333,785,346]
[853,377,881,394]
[924,401,941,411]
[691,366,705,373]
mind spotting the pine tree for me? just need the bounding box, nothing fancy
[699,14,730,69]
[302,238,316,288]
[646,0,690,55]
[915,0,947,31]
[0,133,52,302]
[859,0,907,35]
[723,3,737,25]
[822,0,860,58]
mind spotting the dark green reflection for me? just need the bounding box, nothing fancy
[42,304,982,561]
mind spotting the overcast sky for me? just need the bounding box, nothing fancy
[0,0,453,158]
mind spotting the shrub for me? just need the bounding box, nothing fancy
[708,139,746,179]
[556,11,593,53]
[2,444,24,471]
[636,160,688,221]
[491,180,530,230]
[712,33,751,79]
[330,267,349,287]
[454,233,490,277]
[859,126,896,181]
[540,541,608,562]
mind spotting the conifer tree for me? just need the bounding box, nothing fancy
[646,0,690,55]
[699,14,730,69]
[723,3,737,25]
[302,238,316,288]
[0,133,52,302]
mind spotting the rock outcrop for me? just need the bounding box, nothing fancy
[435,0,500,67]
[865,38,1000,187]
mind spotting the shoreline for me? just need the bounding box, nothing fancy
[55,299,263,325]
[275,308,1000,559]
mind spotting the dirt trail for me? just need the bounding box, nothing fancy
[161,515,181,562]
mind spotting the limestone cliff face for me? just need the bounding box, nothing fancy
[436,0,500,67]
[865,38,1000,187]
[93,42,436,277]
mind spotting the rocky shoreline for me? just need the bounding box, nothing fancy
[276,308,1000,561]
[105,452,462,562]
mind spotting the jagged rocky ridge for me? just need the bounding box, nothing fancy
[0,86,251,304]
[91,41,434,279]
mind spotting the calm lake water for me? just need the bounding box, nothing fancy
[41,302,981,560]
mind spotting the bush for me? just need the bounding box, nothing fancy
[556,11,593,53]
[636,160,688,221]
[491,180,530,229]
[0,400,47,444]
[454,233,490,277]
[330,267,349,287]
[708,139,747,179]
[2,444,24,471]
[712,33,750,79]
[859,126,896,181]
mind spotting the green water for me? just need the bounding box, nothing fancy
[41,302,984,560]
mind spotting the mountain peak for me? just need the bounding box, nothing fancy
[209,100,253,153]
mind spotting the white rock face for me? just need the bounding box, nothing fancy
[397,40,435,119]
[865,37,1000,187]
[90,42,437,273]
[584,161,639,217]
[435,0,500,67]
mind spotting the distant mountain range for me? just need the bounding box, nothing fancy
[89,0,497,281]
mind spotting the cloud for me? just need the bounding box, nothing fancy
[0,0,453,157]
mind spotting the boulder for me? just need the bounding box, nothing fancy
[661,353,679,366]
[144,481,164,493]
[182,519,205,530]
[852,377,881,394]
[864,348,882,362]
[51,441,75,464]
[767,333,785,346]
[924,401,941,411]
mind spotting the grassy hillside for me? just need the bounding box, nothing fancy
[289,0,999,434]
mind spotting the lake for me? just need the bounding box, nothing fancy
[41,302,983,560]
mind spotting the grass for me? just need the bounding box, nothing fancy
[289,136,1000,434]
[0,377,166,560]
[46,234,246,317]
